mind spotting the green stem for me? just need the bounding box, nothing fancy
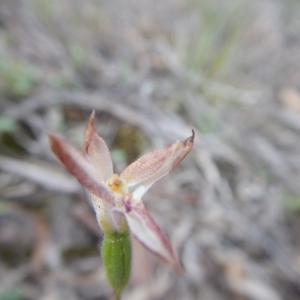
[101,232,132,298]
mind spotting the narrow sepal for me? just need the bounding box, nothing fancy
[120,131,195,199]
[84,110,113,182]
[115,197,182,271]
[49,133,114,204]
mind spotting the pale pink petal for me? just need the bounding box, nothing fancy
[113,196,182,271]
[49,133,114,204]
[120,131,195,199]
[84,110,113,182]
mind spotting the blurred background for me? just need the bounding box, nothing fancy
[1,0,300,299]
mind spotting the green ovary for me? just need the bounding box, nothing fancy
[101,232,132,297]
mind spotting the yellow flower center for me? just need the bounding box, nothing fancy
[107,174,128,194]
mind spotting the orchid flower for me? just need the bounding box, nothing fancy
[49,111,194,296]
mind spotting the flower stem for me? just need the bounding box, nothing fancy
[101,232,132,298]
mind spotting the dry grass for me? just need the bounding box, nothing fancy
[0,0,300,299]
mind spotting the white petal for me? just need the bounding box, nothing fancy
[120,131,194,198]
[114,196,182,271]
[131,185,147,200]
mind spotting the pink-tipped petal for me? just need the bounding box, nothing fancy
[49,133,114,204]
[120,131,195,199]
[84,110,113,182]
[114,197,182,271]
